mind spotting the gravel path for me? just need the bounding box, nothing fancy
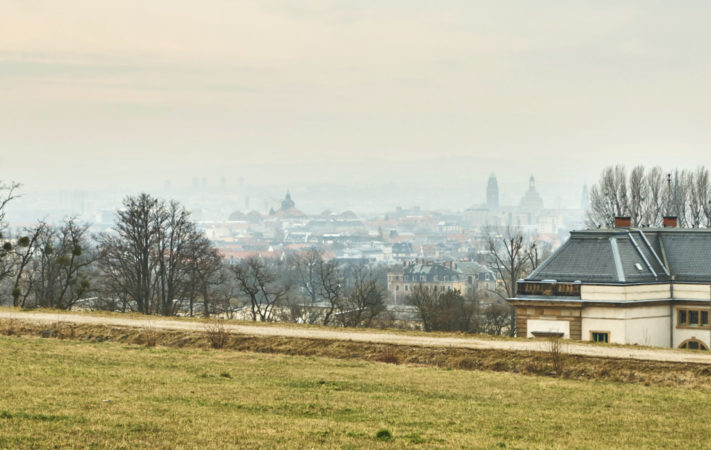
[3,310,711,364]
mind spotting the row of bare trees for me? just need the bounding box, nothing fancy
[234,249,387,327]
[587,165,711,228]
[1,186,389,325]
[0,183,96,309]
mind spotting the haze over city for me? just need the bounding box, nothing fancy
[6,2,711,448]
[3,1,711,218]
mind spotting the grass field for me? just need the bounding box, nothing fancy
[2,336,711,448]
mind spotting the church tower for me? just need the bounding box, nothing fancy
[486,174,499,210]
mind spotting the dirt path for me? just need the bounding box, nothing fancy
[2,310,710,364]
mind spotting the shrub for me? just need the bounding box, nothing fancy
[375,429,393,441]
[548,336,567,375]
[204,319,229,349]
[375,349,400,364]
[141,323,158,347]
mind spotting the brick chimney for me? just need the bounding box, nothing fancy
[663,216,678,228]
[614,216,631,228]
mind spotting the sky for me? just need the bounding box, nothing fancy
[2,1,711,209]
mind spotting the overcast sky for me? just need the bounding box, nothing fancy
[2,1,711,204]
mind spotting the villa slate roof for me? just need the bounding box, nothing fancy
[526,228,711,284]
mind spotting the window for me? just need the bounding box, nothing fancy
[405,285,408,291]
[591,331,609,343]
[679,339,709,351]
[677,308,710,328]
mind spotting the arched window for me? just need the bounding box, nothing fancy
[679,338,709,350]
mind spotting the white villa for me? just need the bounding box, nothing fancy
[509,216,711,350]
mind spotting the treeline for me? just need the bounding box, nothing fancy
[587,165,711,228]
[0,184,525,336]
[0,188,392,327]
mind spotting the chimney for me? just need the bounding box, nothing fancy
[450,261,453,269]
[403,261,406,267]
[663,216,678,228]
[614,216,631,228]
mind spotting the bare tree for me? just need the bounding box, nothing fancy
[587,165,711,228]
[232,257,290,322]
[481,300,512,335]
[210,265,240,318]
[98,194,218,315]
[407,284,437,331]
[525,240,551,272]
[31,219,95,309]
[99,194,161,314]
[485,226,529,299]
[407,286,477,332]
[335,265,386,328]
[10,222,48,307]
[317,259,344,326]
[0,181,20,285]
[154,201,211,316]
[288,247,323,303]
[485,226,533,337]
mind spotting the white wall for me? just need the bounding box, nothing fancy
[673,284,711,300]
[526,319,570,339]
[582,305,670,347]
[581,284,671,301]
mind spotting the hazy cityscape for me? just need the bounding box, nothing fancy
[3,1,711,448]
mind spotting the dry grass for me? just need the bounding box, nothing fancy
[3,319,711,389]
[2,334,711,448]
[140,321,159,347]
[548,336,567,375]
[204,318,229,349]
[1,318,17,336]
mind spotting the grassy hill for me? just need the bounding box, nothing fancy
[2,335,711,448]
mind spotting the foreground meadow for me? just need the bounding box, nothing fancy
[1,336,711,448]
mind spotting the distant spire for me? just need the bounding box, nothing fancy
[486,174,499,210]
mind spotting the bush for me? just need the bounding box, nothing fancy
[375,429,393,441]
[375,350,400,364]
[141,323,158,347]
[548,337,567,375]
[204,319,229,349]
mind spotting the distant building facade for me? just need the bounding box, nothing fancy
[388,261,496,305]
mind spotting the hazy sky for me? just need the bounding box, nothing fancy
[2,1,711,203]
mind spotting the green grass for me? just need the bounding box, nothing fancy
[1,336,711,448]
